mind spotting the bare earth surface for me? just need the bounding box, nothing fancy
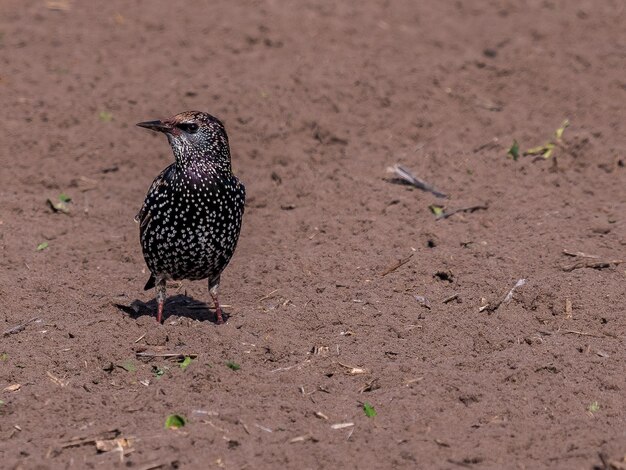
[1,1,625,469]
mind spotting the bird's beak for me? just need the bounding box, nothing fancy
[136,120,174,134]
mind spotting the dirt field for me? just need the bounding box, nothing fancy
[1,1,625,469]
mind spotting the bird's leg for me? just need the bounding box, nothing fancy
[156,278,167,323]
[209,279,224,324]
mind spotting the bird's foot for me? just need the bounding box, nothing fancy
[156,300,164,324]
[214,304,224,325]
[156,279,166,324]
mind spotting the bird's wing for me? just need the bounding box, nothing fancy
[134,164,174,229]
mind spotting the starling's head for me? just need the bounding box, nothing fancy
[137,111,231,169]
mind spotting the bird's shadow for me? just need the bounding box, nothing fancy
[114,294,228,324]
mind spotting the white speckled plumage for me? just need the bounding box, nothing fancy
[135,111,245,323]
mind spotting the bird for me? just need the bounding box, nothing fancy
[135,111,245,324]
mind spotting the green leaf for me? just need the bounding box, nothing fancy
[588,401,600,413]
[507,140,520,160]
[58,193,72,203]
[99,111,113,122]
[36,242,49,251]
[226,361,240,371]
[179,356,193,370]
[165,414,186,429]
[152,365,166,378]
[554,119,569,141]
[121,361,136,372]
[363,403,377,418]
[429,205,444,217]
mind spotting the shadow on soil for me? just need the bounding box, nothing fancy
[114,294,227,324]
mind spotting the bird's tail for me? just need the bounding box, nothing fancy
[144,274,156,291]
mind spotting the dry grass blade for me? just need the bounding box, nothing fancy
[565,299,573,319]
[47,371,69,387]
[270,359,311,373]
[562,330,603,338]
[381,253,414,277]
[403,377,424,386]
[331,422,354,430]
[486,279,526,313]
[337,361,368,375]
[254,423,273,433]
[258,289,279,302]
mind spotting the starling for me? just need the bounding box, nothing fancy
[135,111,245,324]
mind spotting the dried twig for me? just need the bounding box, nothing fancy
[135,461,180,470]
[562,249,599,259]
[3,317,40,337]
[562,259,622,272]
[59,429,120,449]
[135,352,198,361]
[437,204,488,220]
[359,378,380,393]
[381,253,414,277]
[386,164,448,198]
[562,330,603,338]
[442,293,459,304]
[258,289,279,302]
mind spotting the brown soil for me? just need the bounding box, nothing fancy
[1,1,625,469]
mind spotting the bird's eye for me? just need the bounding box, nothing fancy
[177,122,199,134]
